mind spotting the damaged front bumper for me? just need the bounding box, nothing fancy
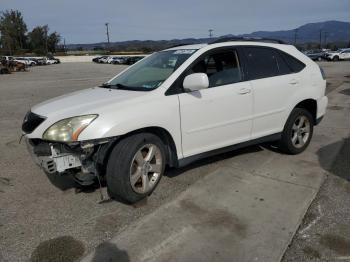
[26,139,82,173]
[25,137,116,185]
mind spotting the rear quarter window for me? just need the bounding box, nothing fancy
[279,51,306,73]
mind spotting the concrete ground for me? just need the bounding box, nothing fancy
[0,61,349,262]
[282,70,350,260]
[81,81,350,262]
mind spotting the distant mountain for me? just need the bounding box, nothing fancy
[242,21,350,43]
[66,20,350,51]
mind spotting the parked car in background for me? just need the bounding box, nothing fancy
[110,57,126,64]
[92,56,101,63]
[124,56,145,65]
[14,57,37,66]
[99,56,111,63]
[34,58,47,65]
[44,58,57,65]
[23,39,327,203]
[107,57,115,64]
[1,56,14,63]
[324,49,350,61]
[304,50,325,61]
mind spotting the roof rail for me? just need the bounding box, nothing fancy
[210,37,286,45]
[168,43,201,48]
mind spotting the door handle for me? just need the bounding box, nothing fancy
[289,79,299,85]
[238,88,251,95]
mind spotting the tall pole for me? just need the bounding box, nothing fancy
[324,32,328,48]
[105,23,110,48]
[294,29,298,46]
[319,29,322,49]
[63,38,66,54]
[209,29,213,38]
[45,28,48,55]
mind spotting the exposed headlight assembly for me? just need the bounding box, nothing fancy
[43,114,98,142]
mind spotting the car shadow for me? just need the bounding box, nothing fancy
[339,88,350,96]
[45,172,77,191]
[165,144,265,178]
[317,137,350,181]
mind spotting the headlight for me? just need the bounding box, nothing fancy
[43,114,97,142]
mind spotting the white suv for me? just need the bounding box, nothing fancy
[325,48,350,61]
[22,38,328,203]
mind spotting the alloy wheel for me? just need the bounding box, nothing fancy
[129,144,163,194]
[291,115,311,149]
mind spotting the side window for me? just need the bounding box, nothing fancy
[189,50,242,88]
[244,47,279,80]
[279,52,305,73]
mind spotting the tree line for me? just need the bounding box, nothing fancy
[0,9,61,55]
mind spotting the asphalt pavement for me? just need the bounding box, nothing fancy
[0,61,349,262]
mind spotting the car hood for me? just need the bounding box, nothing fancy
[31,87,150,119]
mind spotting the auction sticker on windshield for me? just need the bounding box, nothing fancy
[173,49,197,55]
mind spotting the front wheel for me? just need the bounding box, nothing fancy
[333,56,340,61]
[279,108,314,154]
[106,133,166,203]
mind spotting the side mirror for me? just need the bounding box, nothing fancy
[183,73,209,92]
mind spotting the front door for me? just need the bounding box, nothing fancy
[178,48,253,157]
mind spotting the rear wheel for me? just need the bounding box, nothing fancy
[106,133,166,203]
[333,56,340,61]
[279,108,314,154]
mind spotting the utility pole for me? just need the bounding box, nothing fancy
[63,38,66,54]
[324,32,328,49]
[294,29,298,46]
[319,29,322,49]
[105,23,110,48]
[45,28,48,55]
[209,29,213,38]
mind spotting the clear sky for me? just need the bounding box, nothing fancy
[1,0,349,44]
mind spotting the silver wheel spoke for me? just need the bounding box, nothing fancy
[297,116,305,128]
[292,133,298,144]
[292,124,298,131]
[135,151,145,165]
[297,135,305,146]
[142,174,149,192]
[130,168,142,185]
[150,164,162,173]
[145,145,156,162]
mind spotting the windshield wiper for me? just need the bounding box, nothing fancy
[99,83,153,91]
[99,83,131,89]
[99,83,115,88]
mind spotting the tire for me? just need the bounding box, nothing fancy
[279,108,314,155]
[333,56,339,61]
[106,133,166,203]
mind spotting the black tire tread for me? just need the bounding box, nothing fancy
[106,133,165,203]
[279,108,314,155]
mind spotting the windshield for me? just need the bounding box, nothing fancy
[104,49,197,91]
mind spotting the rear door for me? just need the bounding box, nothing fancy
[243,46,305,139]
